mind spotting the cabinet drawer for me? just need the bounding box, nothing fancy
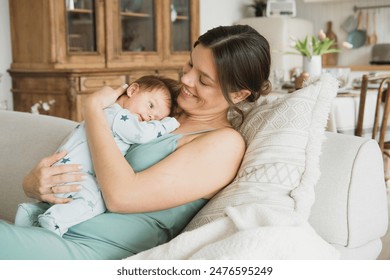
[80,75,126,91]
[13,91,70,119]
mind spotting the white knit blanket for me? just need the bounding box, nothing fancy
[127,204,340,260]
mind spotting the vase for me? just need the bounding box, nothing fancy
[67,0,74,10]
[302,55,322,78]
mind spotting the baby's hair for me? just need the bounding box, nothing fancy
[133,75,181,117]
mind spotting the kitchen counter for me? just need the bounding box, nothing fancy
[323,65,390,84]
[325,65,390,72]
[349,65,390,71]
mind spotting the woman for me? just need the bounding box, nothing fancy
[0,25,271,259]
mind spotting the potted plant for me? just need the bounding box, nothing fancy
[287,30,351,77]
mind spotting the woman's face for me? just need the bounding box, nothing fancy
[178,44,229,117]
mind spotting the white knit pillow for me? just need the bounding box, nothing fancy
[185,74,338,231]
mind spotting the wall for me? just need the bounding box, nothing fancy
[199,0,254,34]
[295,0,390,66]
[0,0,12,110]
[200,0,390,67]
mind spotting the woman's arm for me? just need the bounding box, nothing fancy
[122,128,245,212]
[22,151,83,203]
[83,86,246,213]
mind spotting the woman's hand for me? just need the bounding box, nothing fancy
[22,151,84,204]
[83,84,129,112]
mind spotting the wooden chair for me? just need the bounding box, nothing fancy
[355,74,390,156]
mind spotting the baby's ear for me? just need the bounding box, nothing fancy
[127,83,139,97]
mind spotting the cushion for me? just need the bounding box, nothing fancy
[185,74,338,231]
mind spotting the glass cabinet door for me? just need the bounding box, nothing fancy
[120,0,156,52]
[170,0,191,52]
[65,0,97,53]
[162,0,199,63]
[105,0,198,68]
[106,0,163,68]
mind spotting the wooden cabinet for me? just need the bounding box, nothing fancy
[8,0,199,121]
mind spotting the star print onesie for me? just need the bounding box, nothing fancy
[14,103,179,236]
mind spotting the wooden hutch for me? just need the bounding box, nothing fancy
[8,0,199,121]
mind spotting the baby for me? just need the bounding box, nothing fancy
[15,75,181,236]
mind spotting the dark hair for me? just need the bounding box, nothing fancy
[194,25,271,122]
[134,75,181,117]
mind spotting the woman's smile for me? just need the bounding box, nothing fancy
[181,86,194,97]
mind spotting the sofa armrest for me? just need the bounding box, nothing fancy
[0,111,77,222]
[310,132,389,258]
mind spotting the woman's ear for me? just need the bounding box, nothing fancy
[126,83,139,97]
[231,89,251,104]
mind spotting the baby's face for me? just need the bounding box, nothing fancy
[124,89,171,122]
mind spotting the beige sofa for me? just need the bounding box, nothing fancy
[0,110,388,259]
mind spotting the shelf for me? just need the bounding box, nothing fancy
[349,65,390,72]
[175,15,189,21]
[353,4,390,12]
[67,8,93,14]
[69,19,93,24]
[121,12,151,18]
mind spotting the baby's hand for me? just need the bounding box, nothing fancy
[161,117,180,132]
[83,84,129,111]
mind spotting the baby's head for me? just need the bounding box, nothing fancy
[122,75,181,121]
